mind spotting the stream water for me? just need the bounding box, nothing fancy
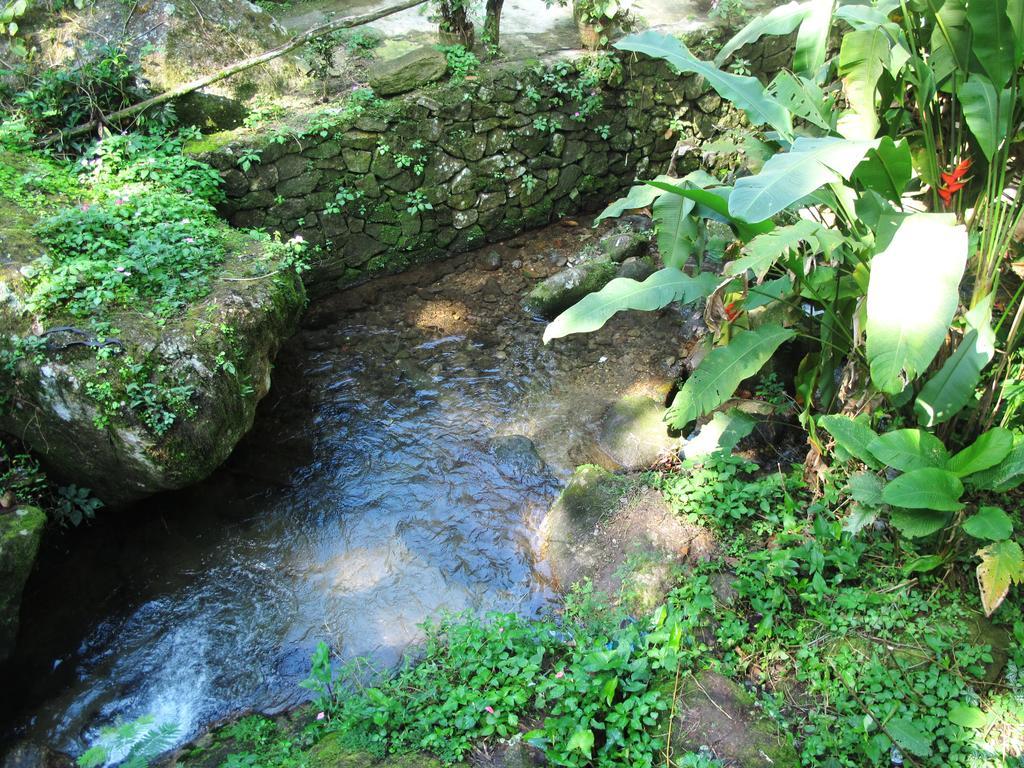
[0,220,686,759]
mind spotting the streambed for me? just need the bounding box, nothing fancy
[1,219,688,758]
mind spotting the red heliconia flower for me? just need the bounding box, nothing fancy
[724,301,740,322]
[938,157,973,207]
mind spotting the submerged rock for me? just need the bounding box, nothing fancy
[540,466,716,610]
[672,671,799,766]
[521,257,618,319]
[368,47,449,96]
[489,434,546,482]
[0,506,45,663]
[597,395,679,470]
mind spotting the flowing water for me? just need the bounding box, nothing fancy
[0,220,688,759]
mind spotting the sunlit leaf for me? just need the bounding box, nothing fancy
[947,426,1013,478]
[594,175,676,223]
[729,137,878,223]
[682,407,757,459]
[837,27,892,139]
[962,506,1013,541]
[866,214,969,394]
[976,540,1024,616]
[543,269,718,342]
[882,467,964,512]
[948,704,989,729]
[616,30,794,137]
[915,293,996,427]
[867,429,948,472]
[714,1,814,65]
[967,436,1024,492]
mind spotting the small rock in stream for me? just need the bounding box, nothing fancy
[489,435,546,482]
[479,250,502,271]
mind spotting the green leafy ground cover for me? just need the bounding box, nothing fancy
[156,458,1023,768]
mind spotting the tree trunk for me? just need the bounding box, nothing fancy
[37,0,427,146]
[484,0,504,54]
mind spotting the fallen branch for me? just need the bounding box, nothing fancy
[38,0,427,146]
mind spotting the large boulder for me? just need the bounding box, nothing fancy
[0,160,305,507]
[596,395,679,470]
[539,465,716,610]
[0,506,45,662]
[368,47,449,97]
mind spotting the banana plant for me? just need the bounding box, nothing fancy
[546,0,1023,443]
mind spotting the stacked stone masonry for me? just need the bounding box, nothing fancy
[201,37,794,296]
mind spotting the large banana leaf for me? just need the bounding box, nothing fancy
[645,181,774,242]
[866,213,969,394]
[615,30,794,138]
[667,324,795,430]
[768,71,834,131]
[724,219,833,281]
[543,269,718,342]
[851,137,912,203]
[714,1,814,65]
[930,0,969,86]
[653,191,701,269]
[958,75,1014,162]
[968,0,1016,89]
[915,293,996,427]
[837,27,892,139]
[1011,0,1024,64]
[729,137,879,223]
[594,174,676,224]
[793,0,834,78]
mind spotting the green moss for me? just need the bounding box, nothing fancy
[0,505,46,660]
[183,129,245,156]
[305,733,454,768]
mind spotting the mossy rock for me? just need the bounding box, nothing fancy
[368,47,449,97]
[306,733,459,768]
[540,466,716,607]
[672,671,799,767]
[0,163,306,507]
[0,506,46,662]
[596,395,679,470]
[521,258,618,319]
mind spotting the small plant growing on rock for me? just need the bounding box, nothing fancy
[438,43,480,81]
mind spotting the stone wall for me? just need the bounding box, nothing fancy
[198,34,793,296]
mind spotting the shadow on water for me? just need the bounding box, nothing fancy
[0,220,686,757]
